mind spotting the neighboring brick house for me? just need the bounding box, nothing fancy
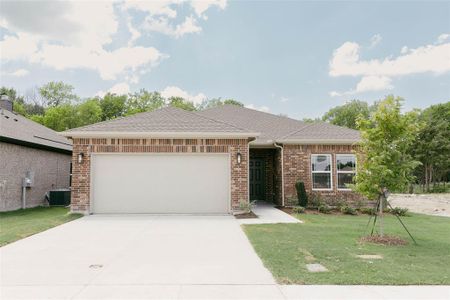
[62,105,361,214]
[0,97,72,211]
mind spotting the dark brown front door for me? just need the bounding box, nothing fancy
[250,158,265,200]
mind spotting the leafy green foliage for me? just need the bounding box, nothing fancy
[354,96,421,200]
[39,81,78,107]
[295,181,308,207]
[322,100,376,129]
[168,96,196,111]
[197,98,244,110]
[340,205,357,215]
[318,204,332,214]
[359,207,377,215]
[98,93,127,121]
[292,206,305,214]
[125,89,164,115]
[391,207,409,217]
[411,102,450,192]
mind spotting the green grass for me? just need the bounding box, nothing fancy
[243,213,450,285]
[0,206,83,246]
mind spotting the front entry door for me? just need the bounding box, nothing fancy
[250,158,265,200]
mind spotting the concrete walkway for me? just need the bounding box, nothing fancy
[237,201,301,225]
[1,214,448,299]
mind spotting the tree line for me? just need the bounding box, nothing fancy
[1,82,448,193]
[0,82,243,132]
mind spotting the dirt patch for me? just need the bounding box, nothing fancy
[360,235,408,246]
[357,254,383,259]
[234,211,258,219]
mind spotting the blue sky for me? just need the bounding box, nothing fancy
[1,1,449,119]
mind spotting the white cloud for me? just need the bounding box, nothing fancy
[10,68,29,77]
[330,76,393,97]
[437,33,450,44]
[143,15,201,38]
[122,1,178,18]
[329,36,450,96]
[369,34,382,48]
[329,40,450,77]
[161,86,207,104]
[245,104,270,112]
[96,82,131,97]
[1,68,30,77]
[0,1,166,80]
[190,0,227,19]
[280,97,289,103]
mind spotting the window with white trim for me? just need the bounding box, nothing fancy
[336,154,356,190]
[311,154,332,190]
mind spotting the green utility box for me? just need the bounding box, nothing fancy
[48,189,71,206]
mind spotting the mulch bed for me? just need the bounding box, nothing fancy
[359,235,408,246]
[234,211,258,219]
[276,206,345,216]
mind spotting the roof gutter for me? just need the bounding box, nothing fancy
[60,131,260,139]
[278,139,359,145]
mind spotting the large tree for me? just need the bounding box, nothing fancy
[168,96,196,111]
[125,89,164,115]
[412,102,450,191]
[97,93,127,121]
[323,100,375,129]
[39,81,78,107]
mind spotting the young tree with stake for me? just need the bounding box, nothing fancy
[353,95,421,236]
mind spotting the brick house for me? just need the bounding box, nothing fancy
[0,97,72,211]
[62,105,360,214]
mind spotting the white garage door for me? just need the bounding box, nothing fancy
[91,154,230,214]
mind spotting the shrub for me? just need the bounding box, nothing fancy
[292,206,305,214]
[295,181,308,207]
[391,207,409,216]
[309,193,323,208]
[340,205,357,215]
[239,200,255,213]
[318,204,332,214]
[359,207,377,215]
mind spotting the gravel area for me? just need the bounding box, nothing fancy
[388,194,450,217]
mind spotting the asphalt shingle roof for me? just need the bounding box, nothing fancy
[199,105,360,144]
[64,106,254,136]
[0,109,72,152]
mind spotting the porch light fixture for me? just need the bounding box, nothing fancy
[77,152,84,164]
[237,152,242,164]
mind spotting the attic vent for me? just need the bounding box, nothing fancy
[4,115,9,119]
[14,118,18,122]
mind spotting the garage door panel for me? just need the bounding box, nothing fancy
[91,154,230,214]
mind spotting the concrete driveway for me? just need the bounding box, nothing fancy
[0,215,282,299]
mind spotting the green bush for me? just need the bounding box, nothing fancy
[359,207,377,215]
[340,205,357,215]
[318,204,332,214]
[391,207,409,216]
[292,206,305,214]
[295,181,308,207]
[309,193,323,208]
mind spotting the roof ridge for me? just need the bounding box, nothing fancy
[190,109,251,133]
[204,104,308,124]
[279,122,318,139]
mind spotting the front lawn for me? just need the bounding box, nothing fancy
[243,213,450,285]
[0,206,82,246]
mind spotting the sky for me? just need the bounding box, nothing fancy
[0,0,449,119]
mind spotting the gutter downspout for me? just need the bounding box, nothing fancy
[273,142,285,207]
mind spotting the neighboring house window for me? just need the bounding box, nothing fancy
[336,154,356,190]
[311,154,332,190]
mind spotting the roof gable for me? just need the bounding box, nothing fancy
[63,106,258,138]
[199,105,360,144]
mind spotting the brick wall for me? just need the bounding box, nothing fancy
[0,142,71,211]
[282,144,363,206]
[71,138,249,213]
